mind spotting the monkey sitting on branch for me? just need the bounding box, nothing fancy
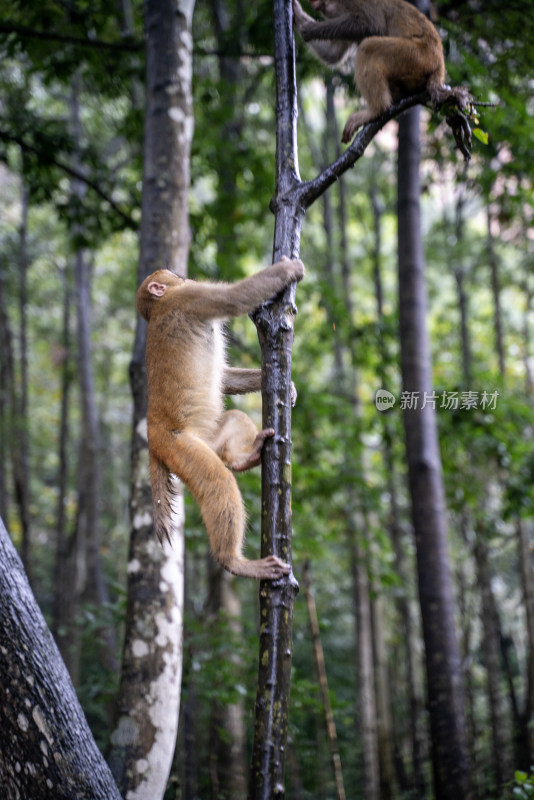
[136,258,305,580]
[293,0,472,148]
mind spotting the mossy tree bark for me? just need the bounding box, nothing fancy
[0,517,122,800]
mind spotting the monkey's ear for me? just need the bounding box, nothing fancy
[147,281,168,297]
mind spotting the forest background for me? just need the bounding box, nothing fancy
[0,0,533,798]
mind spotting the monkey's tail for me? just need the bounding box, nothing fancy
[150,453,180,543]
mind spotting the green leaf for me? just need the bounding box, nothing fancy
[473,127,489,144]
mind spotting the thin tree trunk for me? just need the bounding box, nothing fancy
[287,744,305,800]
[325,80,352,312]
[0,260,13,524]
[501,627,531,769]
[370,181,423,800]
[518,518,534,764]
[52,264,78,676]
[70,74,117,674]
[16,178,31,578]
[182,686,198,800]
[175,575,199,799]
[303,561,346,800]
[207,566,248,800]
[457,548,480,799]
[380,396,427,799]
[397,105,472,800]
[74,248,117,668]
[0,517,122,799]
[454,187,511,791]
[352,540,380,800]
[385,464,428,798]
[370,589,396,800]
[1,174,32,578]
[474,532,513,789]
[211,0,247,269]
[487,209,505,377]
[248,2,302,796]
[453,183,472,385]
[206,5,249,792]
[108,1,194,796]
[521,285,534,394]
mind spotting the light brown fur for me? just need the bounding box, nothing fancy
[137,258,305,580]
[293,0,447,142]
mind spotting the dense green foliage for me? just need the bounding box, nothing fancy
[1,0,533,797]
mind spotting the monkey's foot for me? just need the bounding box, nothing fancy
[223,554,291,580]
[230,428,275,472]
[430,85,477,161]
[430,84,473,112]
[341,110,373,144]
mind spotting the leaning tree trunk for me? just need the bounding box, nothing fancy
[0,517,122,800]
[397,104,472,800]
[108,1,195,798]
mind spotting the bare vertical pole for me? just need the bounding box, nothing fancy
[249,1,304,797]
